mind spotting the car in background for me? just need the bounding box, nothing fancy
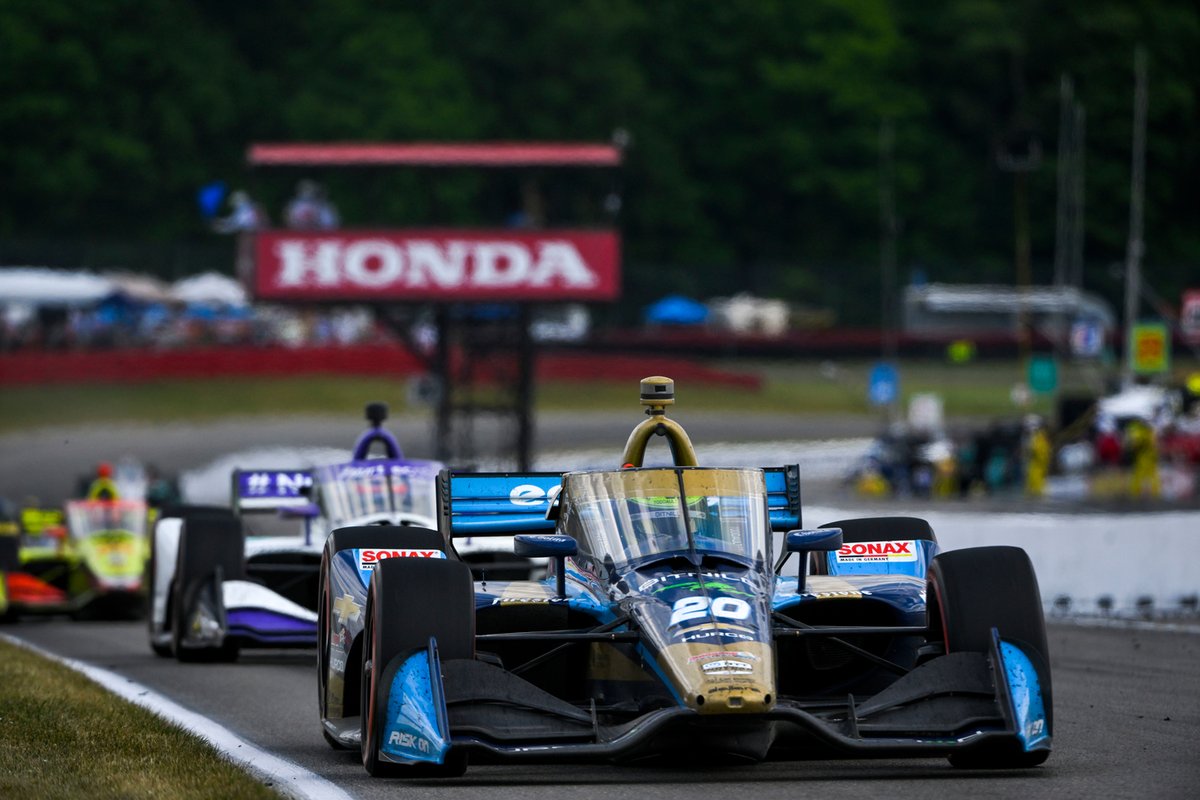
[1,499,149,619]
[148,403,442,661]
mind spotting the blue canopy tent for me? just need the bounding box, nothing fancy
[644,295,709,326]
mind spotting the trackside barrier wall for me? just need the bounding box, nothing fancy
[808,503,1199,615]
[0,346,761,388]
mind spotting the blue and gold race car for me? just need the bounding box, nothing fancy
[317,377,1052,775]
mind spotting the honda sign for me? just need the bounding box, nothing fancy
[251,229,620,302]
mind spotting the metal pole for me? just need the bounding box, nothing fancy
[1123,46,1148,387]
[1053,75,1074,289]
[434,305,452,463]
[515,304,534,471]
[879,118,898,421]
[1071,104,1087,290]
[1015,170,1032,365]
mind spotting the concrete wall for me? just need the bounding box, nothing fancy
[809,503,1199,615]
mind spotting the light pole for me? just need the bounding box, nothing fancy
[1122,47,1148,388]
[997,133,1042,378]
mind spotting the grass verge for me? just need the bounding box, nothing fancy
[0,639,282,800]
[3,356,1190,436]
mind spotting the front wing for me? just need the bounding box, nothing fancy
[175,578,317,651]
[372,629,1050,766]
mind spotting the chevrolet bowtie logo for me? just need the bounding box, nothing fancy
[334,593,362,625]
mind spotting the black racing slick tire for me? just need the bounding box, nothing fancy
[820,516,937,543]
[318,525,447,750]
[148,506,232,658]
[0,534,20,624]
[360,557,473,778]
[171,512,244,663]
[927,546,1052,769]
[0,533,19,572]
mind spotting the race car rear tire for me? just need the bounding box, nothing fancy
[149,506,232,658]
[820,516,937,544]
[318,526,446,749]
[171,512,244,663]
[928,546,1052,769]
[0,533,19,572]
[0,534,19,624]
[360,557,473,777]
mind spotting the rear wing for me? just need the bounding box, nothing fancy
[439,471,562,538]
[439,465,801,538]
[765,464,802,530]
[231,469,314,513]
[20,507,65,535]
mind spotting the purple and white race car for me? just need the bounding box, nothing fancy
[147,403,444,662]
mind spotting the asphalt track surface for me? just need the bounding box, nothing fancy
[8,619,1198,799]
[1,410,879,505]
[4,414,1200,797]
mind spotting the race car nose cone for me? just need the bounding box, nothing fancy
[695,687,774,714]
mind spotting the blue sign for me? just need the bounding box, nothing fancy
[868,362,899,407]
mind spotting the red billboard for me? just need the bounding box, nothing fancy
[251,229,620,302]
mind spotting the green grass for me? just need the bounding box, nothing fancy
[1,357,1193,435]
[0,376,411,433]
[0,640,283,800]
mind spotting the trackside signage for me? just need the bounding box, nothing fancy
[252,229,620,301]
[835,541,919,563]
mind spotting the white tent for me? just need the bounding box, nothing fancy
[171,272,248,306]
[0,267,117,307]
[105,271,175,304]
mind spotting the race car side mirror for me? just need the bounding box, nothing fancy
[514,534,577,558]
[785,528,842,594]
[785,528,843,553]
[279,502,321,519]
[515,534,578,598]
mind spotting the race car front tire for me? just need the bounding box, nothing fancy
[0,534,19,624]
[928,545,1052,768]
[360,557,473,777]
[148,506,233,658]
[318,525,446,750]
[171,512,244,663]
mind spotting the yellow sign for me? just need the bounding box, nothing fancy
[1129,323,1170,374]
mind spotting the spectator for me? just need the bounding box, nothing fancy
[1023,416,1051,497]
[1094,415,1122,467]
[1126,417,1161,499]
[284,180,339,230]
[212,190,268,233]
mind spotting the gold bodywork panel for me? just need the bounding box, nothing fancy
[660,640,775,713]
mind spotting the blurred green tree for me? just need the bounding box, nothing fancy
[0,0,1195,320]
